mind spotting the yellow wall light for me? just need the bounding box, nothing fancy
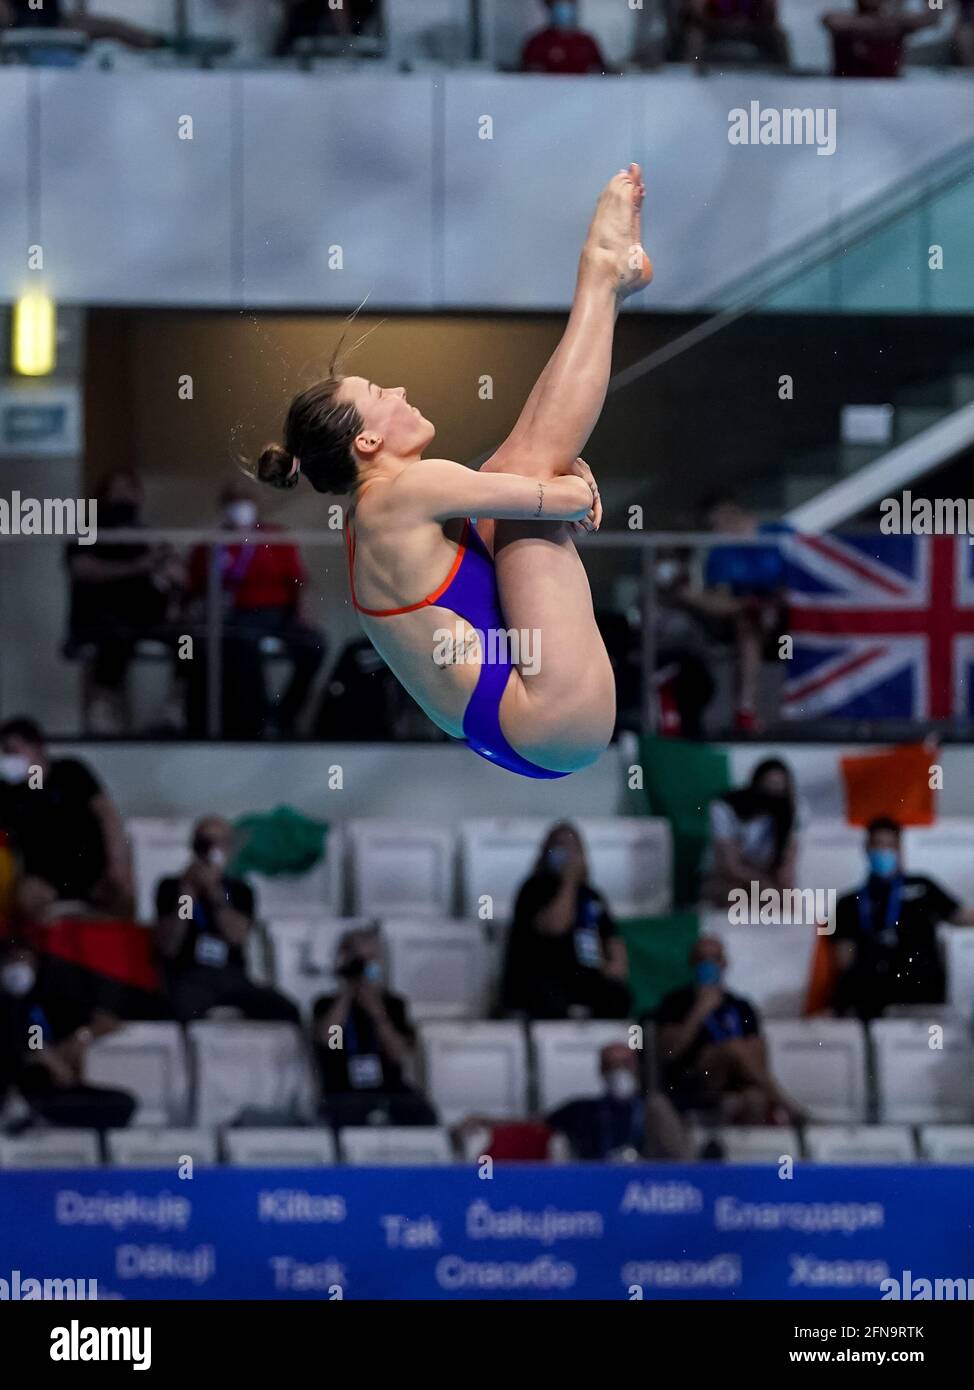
[12,291,57,377]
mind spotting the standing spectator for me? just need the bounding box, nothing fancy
[0,0,166,47]
[312,925,436,1129]
[65,468,181,735]
[0,941,135,1131]
[185,481,325,738]
[832,818,974,1021]
[0,717,133,919]
[822,0,937,78]
[546,1041,690,1160]
[653,936,803,1122]
[155,816,299,1023]
[521,0,610,74]
[677,493,787,734]
[701,757,798,907]
[678,0,789,67]
[500,822,631,1020]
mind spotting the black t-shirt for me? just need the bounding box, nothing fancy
[653,985,759,1093]
[0,757,105,900]
[312,991,414,1096]
[155,874,253,972]
[833,874,957,1013]
[546,1096,645,1160]
[501,876,619,1014]
[0,980,94,1096]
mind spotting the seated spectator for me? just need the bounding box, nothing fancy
[679,0,789,66]
[955,0,974,65]
[701,757,797,907]
[185,482,325,738]
[0,717,134,919]
[521,0,610,74]
[65,468,182,735]
[0,941,135,1131]
[677,493,787,734]
[312,925,436,1129]
[500,822,630,1020]
[653,936,803,1122]
[822,0,937,78]
[0,0,165,48]
[274,0,381,55]
[154,816,299,1024]
[832,817,974,1021]
[547,1042,690,1160]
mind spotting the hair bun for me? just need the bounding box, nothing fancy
[256,443,299,490]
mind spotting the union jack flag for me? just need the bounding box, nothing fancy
[781,533,974,720]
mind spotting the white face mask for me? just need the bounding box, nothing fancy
[1,962,36,997]
[0,754,31,785]
[606,1068,639,1102]
[208,848,227,870]
[224,500,258,529]
[655,559,680,587]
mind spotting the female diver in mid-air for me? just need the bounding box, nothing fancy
[255,164,652,778]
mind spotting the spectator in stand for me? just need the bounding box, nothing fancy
[546,1041,690,1160]
[955,0,974,66]
[0,717,133,919]
[676,493,788,734]
[0,941,135,1131]
[155,816,299,1024]
[500,822,630,1020]
[312,925,436,1129]
[0,0,166,47]
[653,935,803,1123]
[185,481,325,738]
[701,757,798,908]
[832,817,974,1021]
[822,0,937,78]
[678,0,789,67]
[521,0,610,74]
[274,0,381,55]
[65,468,182,735]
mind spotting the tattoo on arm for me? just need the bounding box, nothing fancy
[536,481,545,517]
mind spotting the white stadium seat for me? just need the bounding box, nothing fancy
[530,1020,633,1114]
[339,1125,454,1165]
[265,917,365,1021]
[940,924,974,1020]
[420,1021,528,1124]
[796,819,866,896]
[383,917,492,1020]
[918,1125,974,1163]
[347,819,455,917]
[223,1127,336,1166]
[719,1127,802,1164]
[189,1021,316,1128]
[702,913,817,1018]
[459,816,672,923]
[248,822,342,918]
[906,821,974,906]
[83,1023,190,1128]
[804,1125,916,1164]
[128,815,193,923]
[0,1130,100,1169]
[106,1128,218,1169]
[764,1019,867,1122]
[870,1018,974,1124]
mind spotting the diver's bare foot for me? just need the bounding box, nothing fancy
[581,163,652,299]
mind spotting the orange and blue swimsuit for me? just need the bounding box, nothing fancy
[344,515,569,780]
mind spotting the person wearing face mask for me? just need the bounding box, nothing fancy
[500,822,630,1020]
[65,469,181,735]
[154,816,300,1024]
[185,482,325,738]
[701,757,798,908]
[831,818,974,1022]
[521,0,611,75]
[0,942,136,1133]
[653,936,803,1125]
[312,926,437,1130]
[546,1041,690,1160]
[0,716,134,919]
